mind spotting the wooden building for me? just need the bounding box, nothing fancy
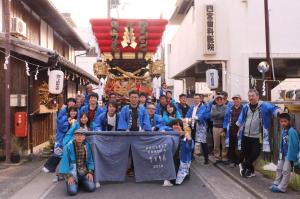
[0,0,98,155]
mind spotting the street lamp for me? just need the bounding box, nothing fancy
[258,61,270,97]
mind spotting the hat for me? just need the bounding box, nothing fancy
[215,95,224,99]
[232,94,241,100]
[218,91,228,97]
[279,112,291,121]
[74,130,85,135]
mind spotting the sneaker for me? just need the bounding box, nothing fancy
[162,180,173,187]
[96,182,101,188]
[250,172,256,177]
[244,169,252,178]
[204,159,209,165]
[271,186,285,193]
[42,167,50,173]
[269,184,277,190]
[52,175,59,183]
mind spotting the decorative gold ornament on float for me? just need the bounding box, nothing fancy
[93,61,109,79]
[150,60,164,77]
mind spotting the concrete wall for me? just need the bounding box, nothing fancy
[168,0,300,99]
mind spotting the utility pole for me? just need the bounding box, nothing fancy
[4,0,11,163]
[264,0,272,100]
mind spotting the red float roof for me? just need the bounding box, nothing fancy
[90,19,168,53]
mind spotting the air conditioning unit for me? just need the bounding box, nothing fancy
[11,17,27,39]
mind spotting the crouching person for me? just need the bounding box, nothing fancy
[59,130,96,196]
[162,119,194,186]
[270,113,299,193]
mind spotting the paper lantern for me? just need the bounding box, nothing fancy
[48,70,64,94]
[206,69,219,89]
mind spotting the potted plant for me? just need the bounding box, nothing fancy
[10,135,21,163]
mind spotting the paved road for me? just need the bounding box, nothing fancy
[44,170,217,199]
[9,157,259,199]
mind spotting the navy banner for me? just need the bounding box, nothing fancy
[86,132,179,183]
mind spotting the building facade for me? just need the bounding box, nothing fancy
[168,0,300,100]
[0,0,98,156]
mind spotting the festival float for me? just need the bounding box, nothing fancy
[90,18,168,100]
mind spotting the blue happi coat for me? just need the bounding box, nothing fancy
[55,107,70,155]
[117,105,151,131]
[97,112,120,131]
[78,105,103,130]
[186,103,208,143]
[236,101,280,152]
[279,127,300,163]
[63,122,81,146]
[155,103,166,116]
[84,92,89,106]
[149,114,165,131]
[223,104,244,148]
[162,111,182,125]
[59,140,94,182]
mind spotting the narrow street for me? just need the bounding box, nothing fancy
[9,158,257,199]
[1,0,300,198]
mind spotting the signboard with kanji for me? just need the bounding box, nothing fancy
[204,4,216,55]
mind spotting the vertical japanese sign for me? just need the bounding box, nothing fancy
[204,4,216,55]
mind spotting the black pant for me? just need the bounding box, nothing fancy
[44,155,61,172]
[191,127,196,158]
[240,136,261,173]
[200,142,209,161]
[228,127,238,164]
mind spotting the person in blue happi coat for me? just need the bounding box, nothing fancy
[162,103,182,126]
[186,93,208,163]
[270,113,300,193]
[237,89,281,178]
[118,90,151,131]
[162,119,194,186]
[83,84,94,106]
[160,82,168,97]
[97,100,120,131]
[147,103,165,131]
[176,94,190,118]
[78,93,103,131]
[59,130,96,196]
[155,95,168,116]
[166,90,177,106]
[43,98,77,173]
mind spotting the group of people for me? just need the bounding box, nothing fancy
[43,83,300,195]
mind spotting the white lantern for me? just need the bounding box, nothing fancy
[49,70,64,94]
[206,69,219,89]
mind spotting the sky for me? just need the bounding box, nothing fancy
[50,0,178,47]
[51,0,177,28]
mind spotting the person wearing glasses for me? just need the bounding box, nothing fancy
[118,90,151,131]
[147,103,165,131]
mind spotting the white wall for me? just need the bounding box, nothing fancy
[168,0,300,99]
[75,56,97,78]
[40,20,48,48]
[47,25,54,50]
